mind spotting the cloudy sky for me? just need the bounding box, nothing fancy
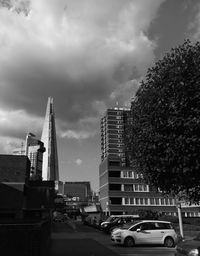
[0,0,200,191]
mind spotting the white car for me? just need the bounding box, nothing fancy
[111,220,178,248]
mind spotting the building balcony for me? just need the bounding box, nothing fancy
[108,204,177,213]
[108,177,135,183]
[108,190,152,197]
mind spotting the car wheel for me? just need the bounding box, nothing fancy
[124,237,135,247]
[164,237,175,248]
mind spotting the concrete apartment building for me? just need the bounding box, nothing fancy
[99,108,177,216]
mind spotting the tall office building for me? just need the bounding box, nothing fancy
[41,97,59,181]
[13,133,45,180]
[25,133,45,180]
[99,108,177,216]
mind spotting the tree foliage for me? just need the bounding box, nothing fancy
[129,40,200,203]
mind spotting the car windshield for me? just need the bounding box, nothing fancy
[126,220,141,230]
[105,216,117,223]
[194,233,200,241]
[120,223,133,229]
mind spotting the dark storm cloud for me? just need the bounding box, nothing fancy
[0,52,114,121]
[0,0,166,145]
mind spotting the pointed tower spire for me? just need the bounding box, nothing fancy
[41,97,59,181]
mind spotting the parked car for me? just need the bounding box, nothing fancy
[111,220,178,247]
[101,215,138,233]
[100,215,120,229]
[175,232,200,255]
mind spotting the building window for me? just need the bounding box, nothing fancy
[155,198,160,205]
[109,184,121,191]
[110,197,122,205]
[123,197,154,206]
[123,171,127,178]
[133,184,147,192]
[135,198,139,205]
[150,198,155,205]
[109,171,120,178]
[139,184,143,191]
[124,198,129,205]
[135,173,139,179]
[165,199,169,205]
[124,184,133,191]
[128,171,132,178]
[169,198,174,205]
[134,184,139,191]
[140,198,144,205]
[109,161,120,166]
[123,171,132,178]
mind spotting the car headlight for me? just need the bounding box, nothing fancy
[114,232,121,236]
[188,249,199,256]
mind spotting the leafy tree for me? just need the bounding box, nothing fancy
[129,40,200,203]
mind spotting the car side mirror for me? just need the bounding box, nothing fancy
[136,228,141,232]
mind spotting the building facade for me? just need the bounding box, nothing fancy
[63,181,92,215]
[99,108,177,216]
[100,156,177,215]
[25,133,45,180]
[0,154,30,182]
[64,181,92,201]
[101,108,130,166]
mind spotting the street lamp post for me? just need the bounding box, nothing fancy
[176,200,184,238]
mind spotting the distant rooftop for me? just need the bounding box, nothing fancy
[111,107,130,110]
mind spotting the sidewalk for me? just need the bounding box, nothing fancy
[49,221,119,256]
[50,238,119,256]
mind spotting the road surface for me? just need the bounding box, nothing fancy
[50,220,176,256]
